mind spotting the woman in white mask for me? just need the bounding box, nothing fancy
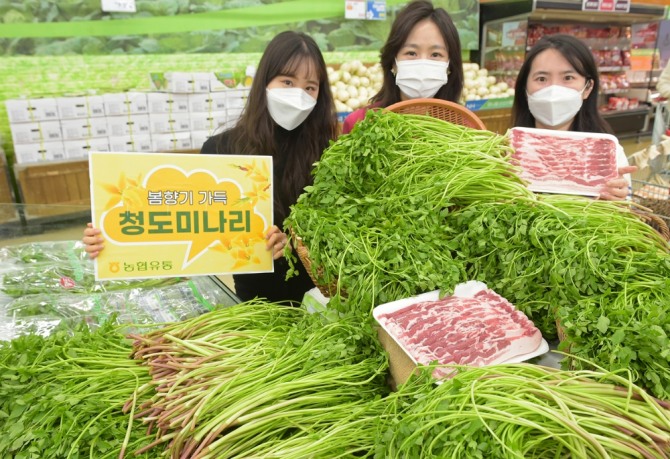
[83,31,338,304]
[342,0,463,134]
[512,34,636,201]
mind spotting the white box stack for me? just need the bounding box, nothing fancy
[188,92,227,114]
[63,137,111,160]
[155,72,211,94]
[108,135,153,153]
[151,132,192,152]
[6,98,59,124]
[190,111,227,134]
[6,98,62,164]
[149,112,192,134]
[225,88,249,130]
[10,121,62,145]
[5,82,252,162]
[147,92,190,114]
[13,141,66,164]
[187,88,248,149]
[103,92,149,116]
[60,117,109,141]
[57,95,105,120]
[56,95,109,159]
[107,114,151,137]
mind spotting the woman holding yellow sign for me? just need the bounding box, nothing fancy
[84,31,338,304]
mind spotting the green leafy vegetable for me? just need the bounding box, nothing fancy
[0,321,158,458]
[376,363,670,458]
[127,301,389,458]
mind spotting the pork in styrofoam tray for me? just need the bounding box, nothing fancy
[374,281,548,379]
[509,127,619,197]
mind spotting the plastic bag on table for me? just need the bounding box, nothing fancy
[0,260,183,298]
[652,102,670,147]
[0,240,88,266]
[4,315,64,341]
[0,276,232,340]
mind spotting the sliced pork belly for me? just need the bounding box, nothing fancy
[509,127,619,196]
[377,288,542,377]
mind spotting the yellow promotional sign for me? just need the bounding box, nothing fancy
[89,152,273,280]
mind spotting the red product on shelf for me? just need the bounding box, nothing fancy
[609,96,629,110]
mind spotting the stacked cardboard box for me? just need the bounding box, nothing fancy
[104,92,151,153]
[5,82,251,164]
[148,92,192,152]
[59,95,110,160]
[6,98,65,164]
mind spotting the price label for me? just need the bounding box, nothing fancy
[345,0,366,20]
[101,0,136,13]
[582,0,629,12]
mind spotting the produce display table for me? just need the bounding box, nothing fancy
[0,228,241,341]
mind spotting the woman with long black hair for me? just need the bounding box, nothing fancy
[511,34,636,201]
[84,31,338,304]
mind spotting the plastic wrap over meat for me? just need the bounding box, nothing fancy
[374,281,548,379]
[509,127,619,196]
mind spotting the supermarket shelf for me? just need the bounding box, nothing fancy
[0,203,90,242]
[602,106,652,138]
[599,66,631,73]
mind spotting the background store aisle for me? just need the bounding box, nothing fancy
[621,135,653,157]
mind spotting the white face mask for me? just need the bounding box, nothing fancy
[266,87,317,131]
[527,84,588,127]
[394,59,449,99]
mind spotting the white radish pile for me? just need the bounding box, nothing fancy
[462,62,515,101]
[328,60,383,113]
[328,60,515,112]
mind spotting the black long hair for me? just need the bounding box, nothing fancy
[371,0,463,107]
[512,34,612,134]
[221,31,337,224]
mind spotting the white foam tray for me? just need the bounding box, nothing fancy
[509,126,620,197]
[373,283,549,368]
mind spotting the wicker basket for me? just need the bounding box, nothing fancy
[385,98,487,130]
[555,318,578,370]
[292,232,342,298]
[630,179,670,241]
[632,209,670,241]
[291,101,487,299]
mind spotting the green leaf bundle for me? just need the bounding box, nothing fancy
[286,108,670,398]
[127,301,389,458]
[0,322,157,458]
[376,363,670,458]
[286,109,532,315]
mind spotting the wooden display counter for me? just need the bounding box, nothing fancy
[14,159,91,220]
[0,153,19,225]
[477,107,513,134]
[12,149,202,221]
